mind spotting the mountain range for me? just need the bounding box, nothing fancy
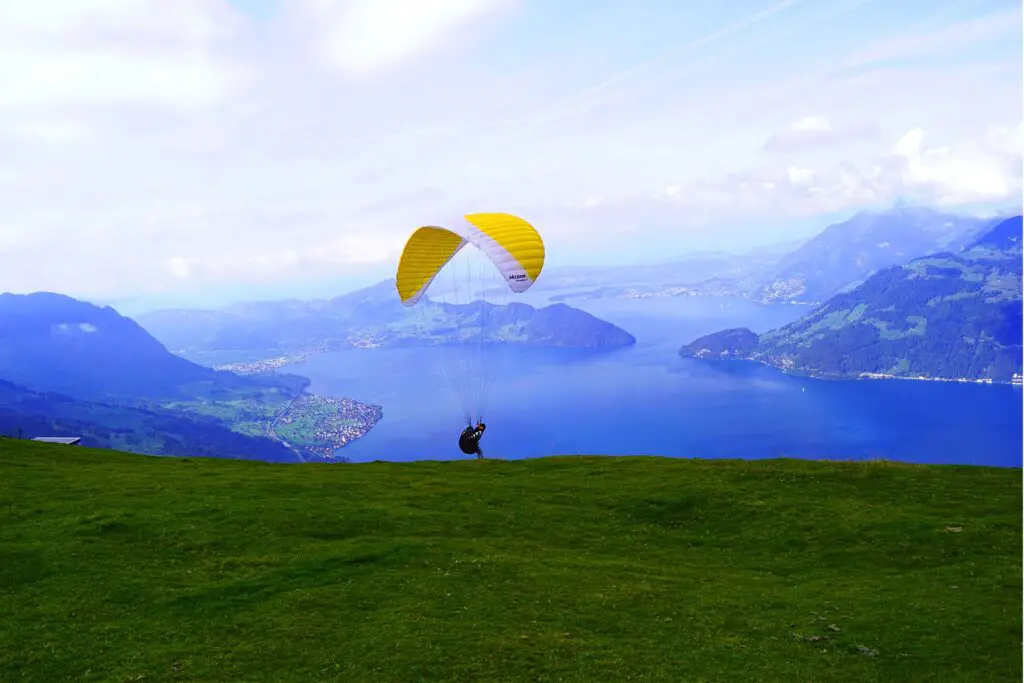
[744,207,995,304]
[539,241,802,292]
[136,279,637,365]
[0,292,353,460]
[0,379,299,461]
[552,207,999,305]
[680,216,1023,382]
[0,292,302,402]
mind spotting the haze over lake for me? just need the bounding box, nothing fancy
[290,294,1022,467]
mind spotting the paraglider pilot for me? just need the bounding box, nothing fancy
[459,422,486,458]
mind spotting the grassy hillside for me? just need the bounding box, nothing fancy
[0,379,302,462]
[1,441,1019,682]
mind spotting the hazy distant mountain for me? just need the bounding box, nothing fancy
[744,207,994,304]
[137,279,637,364]
[0,379,298,461]
[680,217,1023,382]
[539,244,800,290]
[0,292,304,402]
[966,214,1022,251]
[0,292,323,460]
[545,209,996,306]
[549,278,745,302]
[538,242,804,302]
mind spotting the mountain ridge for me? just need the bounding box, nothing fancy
[742,207,994,304]
[0,291,300,402]
[137,279,637,365]
[0,292,381,460]
[545,207,999,306]
[0,378,300,461]
[679,216,1024,383]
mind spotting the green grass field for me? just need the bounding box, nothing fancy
[1,440,1020,682]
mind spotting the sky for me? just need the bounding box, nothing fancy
[0,0,1021,311]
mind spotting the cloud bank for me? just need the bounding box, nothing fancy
[0,0,1019,304]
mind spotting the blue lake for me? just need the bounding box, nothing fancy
[290,295,1022,467]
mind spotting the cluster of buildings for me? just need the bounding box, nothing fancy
[277,395,383,461]
[214,354,308,375]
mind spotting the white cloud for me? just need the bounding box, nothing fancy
[1,52,247,110]
[986,121,1024,156]
[892,127,924,158]
[0,1,1019,303]
[787,166,814,186]
[295,0,515,74]
[764,115,880,153]
[893,127,1023,206]
[645,123,1023,221]
[0,0,237,41]
[11,119,94,144]
[167,257,192,280]
[789,116,831,132]
[0,0,249,110]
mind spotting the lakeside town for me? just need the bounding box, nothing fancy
[212,337,387,375]
[860,371,1023,385]
[275,394,383,462]
[694,356,1022,386]
[213,354,384,460]
[214,354,309,375]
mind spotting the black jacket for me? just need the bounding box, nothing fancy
[459,426,484,453]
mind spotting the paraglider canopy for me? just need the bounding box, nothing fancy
[395,213,545,306]
[394,213,545,426]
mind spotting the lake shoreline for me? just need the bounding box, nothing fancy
[688,355,1021,387]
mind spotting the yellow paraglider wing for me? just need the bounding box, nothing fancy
[394,226,467,305]
[395,213,545,306]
